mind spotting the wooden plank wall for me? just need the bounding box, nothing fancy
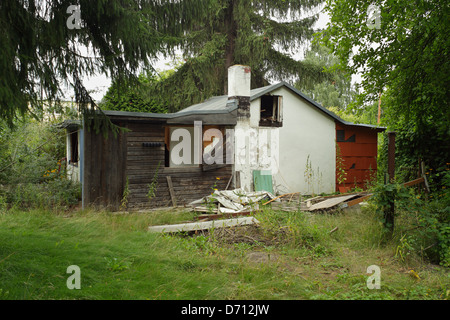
[125,121,233,210]
[336,122,378,191]
[83,122,127,210]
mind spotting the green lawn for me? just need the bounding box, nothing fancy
[0,206,448,300]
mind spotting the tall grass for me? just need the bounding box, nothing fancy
[0,207,448,300]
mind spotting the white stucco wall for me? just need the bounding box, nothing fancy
[234,118,280,192]
[235,86,336,195]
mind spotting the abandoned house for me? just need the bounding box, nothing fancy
[61,65,385,210]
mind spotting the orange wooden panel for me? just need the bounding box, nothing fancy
[341,156,377,170]
[338,143,377,157]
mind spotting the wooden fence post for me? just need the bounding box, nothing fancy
[385,131,396,235]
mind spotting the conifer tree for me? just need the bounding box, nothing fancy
[147,0,327,112]
[0,0,205,126]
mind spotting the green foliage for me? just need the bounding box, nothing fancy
[295,44,357,110]
[0,118,81,209]
[322,1,449,267]
[144,56,228,112]
[145,0,327,112]
[104,257,133,272]
[336,144,347,185]
[120,177,130,211]
[256,208,329,251]
[0,0,206,126]
[5,179,81,210]
[393,119,450,187]
[320,0,450,185]
[370,175,450,266]
[371,183,410,219]
[0,206,448,300]
[0,119,65,184]
[147,162,161,202]
[100,73,168,114]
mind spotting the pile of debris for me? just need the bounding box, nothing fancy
[188,188,372,215]
[267,192,372,212]
[148,175,431,233]
[188,188,279,214]
[148,190,371,234]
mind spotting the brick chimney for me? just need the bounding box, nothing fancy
[228,65,251,119]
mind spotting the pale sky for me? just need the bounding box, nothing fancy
[69,9,332,103]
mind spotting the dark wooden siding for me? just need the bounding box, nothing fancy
[125,122,232,210]
[83,118,233,211]
[83,122,127,210]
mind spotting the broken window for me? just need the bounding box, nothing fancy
[259,95,282,127]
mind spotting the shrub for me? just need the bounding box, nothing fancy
[370,174,450,267]
[6,179,81,210]
[0,118,81,210]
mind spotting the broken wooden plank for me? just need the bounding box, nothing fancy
[312,192,367,201]
[215,195,244,211]
[166,176,177,207]
[307,194,360,211]
[192,206,218,213]
[263,192,299,205]
[341,194,373,208]
[194,211,254,221]
[148,216,260,233]
[329,227,339,234]
[403,177,425,187]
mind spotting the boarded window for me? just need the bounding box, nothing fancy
[259,95,282,127]
[336,129,355,142]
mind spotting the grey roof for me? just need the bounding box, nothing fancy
[101,96,236,120]
[174,81,385,130]
[100,81,385,130]
[176,95,231,114]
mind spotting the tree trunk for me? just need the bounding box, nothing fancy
[223,1,237,94]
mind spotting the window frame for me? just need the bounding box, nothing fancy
[259,95,283,127]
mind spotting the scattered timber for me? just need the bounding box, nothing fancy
[194,211,255,221]
[262,192,300,205]
[307,194,360,211]
[148,216,260,233]
[341,194,373,208]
